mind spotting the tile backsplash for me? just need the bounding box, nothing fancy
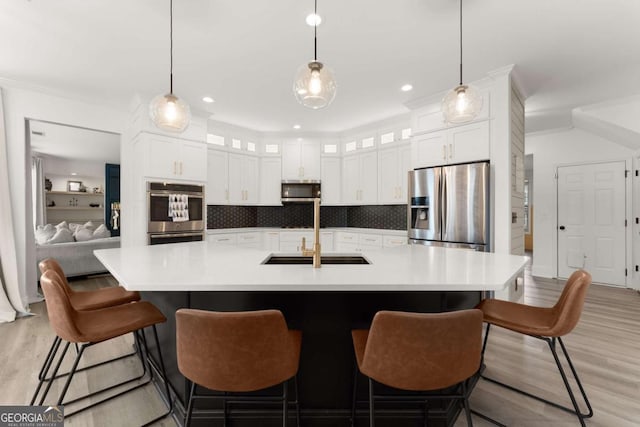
[208,204,406,230]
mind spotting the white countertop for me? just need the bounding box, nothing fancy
[206,227,407,236]
[95,242,527,292]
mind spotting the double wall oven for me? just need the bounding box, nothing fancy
[147,182,205,245]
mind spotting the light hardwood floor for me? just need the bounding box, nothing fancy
[1,259,639,427]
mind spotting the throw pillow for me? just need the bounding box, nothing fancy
[74,227,95,242]
[68,223,81,233]
[92,224,111,239]
[45,227,74,244]
[35,224,55,245]
[55,221,69,231]
[73,221,97,239]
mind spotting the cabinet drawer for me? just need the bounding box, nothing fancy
[208,233,237,245]
[237,232,262,245]
[383,235,407,248]
[280,231,313,242]
[359,233,383,248]
[336,232,358,244]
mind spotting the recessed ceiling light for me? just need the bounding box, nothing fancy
[401,84,413,92]
[70,172,78,176]
[293,124,301,129]
[306,13,322,26]
[202,96,215,103]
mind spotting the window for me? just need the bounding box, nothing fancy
[380,132,394,145]
[323,144,337,154]
[345,141,357,152]
[247,142,256,152]
[206,133,225,146]
[401,128,412,140]
[265,144,279,154]
[232,138,241,149]
[362,137,374,148]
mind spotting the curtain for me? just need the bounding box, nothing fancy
[0,87,30,322]
[32,156,45,228]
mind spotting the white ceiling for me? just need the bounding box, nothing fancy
[1,0,639,133]
[29,121,120,163]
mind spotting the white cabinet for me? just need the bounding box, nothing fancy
[342,152,378,205]
[260,157,282,205]
[263,231,280,251]
[137,133,207,182]
[279,231,312,252]
[228,154,259,204]
[321,157,341,205]
[383,235,407,248]
[282,140,321,180]
[335,232,359,252]
[411,89,490,136]
[236,231,262,248]
[320,231,334,251]
[412,121,489,169]
[207,233,237,245]
[206,149,229,204]
[378,144,411,204]
[279,230,333,252]
[358,233,383,251]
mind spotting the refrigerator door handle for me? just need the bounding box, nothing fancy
[441,171,447,233]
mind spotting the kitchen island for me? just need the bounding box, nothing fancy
[95,242,527,427]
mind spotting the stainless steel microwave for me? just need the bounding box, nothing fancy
[281,180,321,203]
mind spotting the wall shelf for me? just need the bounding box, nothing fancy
[46,207,103,211]
[46,191,104,196]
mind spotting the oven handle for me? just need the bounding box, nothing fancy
[149,232,204,239]
[149,192,204,198]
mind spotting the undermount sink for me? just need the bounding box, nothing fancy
[262,254,370,265]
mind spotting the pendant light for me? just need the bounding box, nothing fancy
[150,0,191,133]
[442,0,482,124]
[293,0,337,109]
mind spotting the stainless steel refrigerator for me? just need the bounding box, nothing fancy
[408,161,489,251]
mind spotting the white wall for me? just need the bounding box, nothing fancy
[42,156,105,192]
[1,82,125,304]
[525,128,634,278]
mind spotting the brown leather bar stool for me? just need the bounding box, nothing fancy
[476,269,593,426]
[176,308,302,427]
[351,309,486,427]
[31,269,172,426]
[37,258,142,381]
[39,258,140,310]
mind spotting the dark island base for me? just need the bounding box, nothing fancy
[142,290,482,427]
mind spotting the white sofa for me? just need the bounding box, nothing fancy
[35,236,120,279]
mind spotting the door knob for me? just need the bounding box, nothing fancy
[559,226,566,230]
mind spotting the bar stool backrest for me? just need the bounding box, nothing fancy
[39,258,74,297]
[40,269,82,343]
[549,269,592,337]
[176,309,300,393]
[360,309,483,391]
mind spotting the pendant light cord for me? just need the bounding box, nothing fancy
[459,0,463,86]
[170,0,174,94]
[313,0,318,61]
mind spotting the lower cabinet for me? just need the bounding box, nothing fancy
[263,231,280,251]
[383,235,408,248]
[207,233,237,245]
[236,231,262,248]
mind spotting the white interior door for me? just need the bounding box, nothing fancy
[557,161,626,285]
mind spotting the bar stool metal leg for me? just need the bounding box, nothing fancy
[368,378,375,427]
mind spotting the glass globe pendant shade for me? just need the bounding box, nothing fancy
[149,92,191,133]
[441,84,482,124]
[293,61,337,109]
